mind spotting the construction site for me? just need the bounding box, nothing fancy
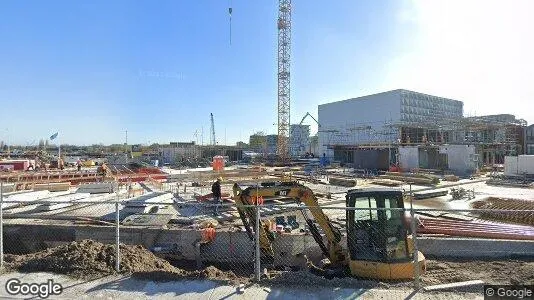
[0,154,534,294]
[1,1,534,298]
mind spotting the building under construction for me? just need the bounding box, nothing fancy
[318,89,527,173]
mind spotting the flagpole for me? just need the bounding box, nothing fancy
[58,138,61,169]
[50,132,59,169]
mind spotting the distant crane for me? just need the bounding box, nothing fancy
[297,112,320,157]
[299,112,320,127]
[210,113,216,145]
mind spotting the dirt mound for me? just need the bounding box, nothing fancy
[5,240,176,279]
[199,265,238,280]
[4,240,248,284]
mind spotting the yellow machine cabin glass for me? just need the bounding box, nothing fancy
[346,190,411,263]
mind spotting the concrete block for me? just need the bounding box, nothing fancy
[399,147,419,171]
[77,182,117,194]
[34,182,70,192]
[0,183,16,193]
[328,177,357,187]
[2,191,52,209]
[504,156,519,175]
[439,145,477,175]
[518,155,534,175]
[200,231,254,262]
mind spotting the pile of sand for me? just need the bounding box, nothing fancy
[4,240,247,284]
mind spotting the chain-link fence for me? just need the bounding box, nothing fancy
[1,181,533,296]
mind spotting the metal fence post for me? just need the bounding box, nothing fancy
[0,181,3,271]
[115,192,120,272]
[409,184,420,290]
[255,205,261,282]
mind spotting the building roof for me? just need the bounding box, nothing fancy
[318,89,463,107]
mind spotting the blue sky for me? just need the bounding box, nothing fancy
[1,0,533,146]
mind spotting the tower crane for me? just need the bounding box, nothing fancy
[227,1,292,161]
[210,113,216,146]
[276,0,292,162]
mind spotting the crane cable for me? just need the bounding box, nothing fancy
[228,0,232,45]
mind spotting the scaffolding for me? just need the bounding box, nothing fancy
[324,114,527,165]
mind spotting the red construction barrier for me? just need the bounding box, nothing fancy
[201,227,216,242]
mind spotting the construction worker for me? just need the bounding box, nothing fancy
[211,177,222,215]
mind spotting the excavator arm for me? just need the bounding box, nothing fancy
[232,181,345,265]
[232,183,276,263]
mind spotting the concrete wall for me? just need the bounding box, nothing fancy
[310,135,319,157]
[505,155,534,176]
[399,146,419,171]
[526,125,534,155]
[439,145,477,175]
[400,145,477,175]
[318,90,402,157]
[504,156,519,175]
[160,146,199,164]
[334,149,390,169]
[290,125,311,157]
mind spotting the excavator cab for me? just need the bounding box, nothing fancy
[345,188,425,280]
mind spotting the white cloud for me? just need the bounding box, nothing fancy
[384,0,534,123]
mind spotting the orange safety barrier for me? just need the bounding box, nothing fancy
[212,156,225,171]
[250,196,264,205]
[201,227,216,242]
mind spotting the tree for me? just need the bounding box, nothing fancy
[249,132,267,151]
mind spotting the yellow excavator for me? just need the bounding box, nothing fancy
[232,181,426,280]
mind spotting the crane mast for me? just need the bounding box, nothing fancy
[277,0,291,162]
[210,113,216,146]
